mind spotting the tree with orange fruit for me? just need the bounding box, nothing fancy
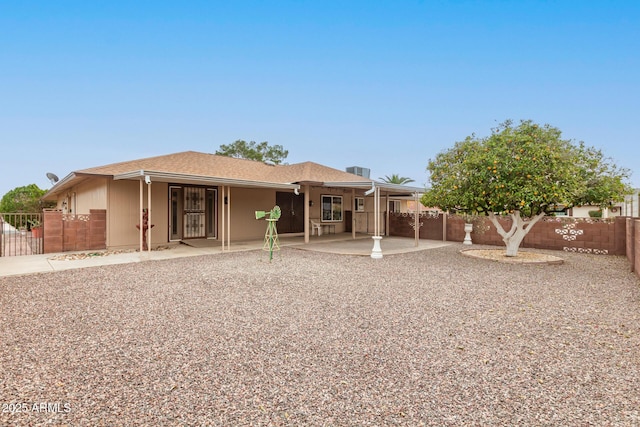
[421,119,631,256]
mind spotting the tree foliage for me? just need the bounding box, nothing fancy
[0,184,49,213]
[422,120,630,216]
[379,174,415,185]
[421,120,631,256]
[215,140,289,164]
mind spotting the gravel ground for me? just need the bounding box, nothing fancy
[1,244,639,426]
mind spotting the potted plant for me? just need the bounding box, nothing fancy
[28,219,43,238]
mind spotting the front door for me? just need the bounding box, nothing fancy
[169,186,217,240]
[184,187,206,238]
[276,191,305,233]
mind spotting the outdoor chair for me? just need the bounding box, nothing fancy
[310,219,323,236]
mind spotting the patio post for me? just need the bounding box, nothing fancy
[147,176,152,252]
[139,179,143,253]
[227,186,231,250]
[304,185,310,243]
[221,186,226,251]
[414,192,419,247]
[385,193,389,236]
[352,188,356,240]
[371,185,383,259]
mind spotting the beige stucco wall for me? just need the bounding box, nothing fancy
[307,187,358,234]
[51,177,108,214]
[224,187,279,241]
[58,178,402,249]
[106,180,169,249]
[74,178,108,213]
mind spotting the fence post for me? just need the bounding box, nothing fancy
[633,219,636,271]
[43,209,63,254]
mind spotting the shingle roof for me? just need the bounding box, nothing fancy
[77,151,372,184]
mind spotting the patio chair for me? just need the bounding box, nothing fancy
[310,219,323,236]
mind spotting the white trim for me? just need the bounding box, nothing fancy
[114,169,300,191]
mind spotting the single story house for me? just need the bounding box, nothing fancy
[568,189,640,218]
[42,151,423,251]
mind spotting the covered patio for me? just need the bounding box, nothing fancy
[180,233,451,256]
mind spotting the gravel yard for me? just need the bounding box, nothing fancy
[1,244,639,426]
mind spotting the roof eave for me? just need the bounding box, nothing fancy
[114,170,301,190]
[322,180,424,194]
[41,173,77,200]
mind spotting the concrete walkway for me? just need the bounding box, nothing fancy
[0,235,452,277]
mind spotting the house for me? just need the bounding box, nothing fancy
[42,151,423,251]
[568,189,640,218]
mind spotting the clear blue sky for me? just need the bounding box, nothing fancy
[1,0,639,197]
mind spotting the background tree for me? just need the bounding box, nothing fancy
[215,140,289,164]
[421,119,631,256]
[0,184,49,213]
[379,174,415,185]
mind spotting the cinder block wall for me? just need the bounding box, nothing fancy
[388,213,444,240]
[43,210,63,253]
[635,220,640,277]
[390,213,628,256]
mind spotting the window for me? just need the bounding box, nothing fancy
[355,197,365,212]
[389,200,401,213]
[322,195,343,221]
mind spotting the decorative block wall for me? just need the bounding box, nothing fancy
[389,213,628,256]
[43,209,106,254]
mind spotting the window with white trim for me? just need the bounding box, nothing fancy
[322,195,343,221]
[355,197,365,212]
[389,200,401,213]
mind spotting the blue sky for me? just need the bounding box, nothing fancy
[1,0,639,197]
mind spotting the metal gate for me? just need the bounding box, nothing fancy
[184,187,206,238]
[0,213,44,256]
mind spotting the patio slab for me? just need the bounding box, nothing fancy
[0,234,448,277]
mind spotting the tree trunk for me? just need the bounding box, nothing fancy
[488,211,546,257]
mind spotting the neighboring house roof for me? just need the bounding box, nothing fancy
[44,151,423,199]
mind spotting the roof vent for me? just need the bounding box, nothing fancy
[346,166,370,178]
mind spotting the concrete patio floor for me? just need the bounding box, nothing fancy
[0,233,452,277]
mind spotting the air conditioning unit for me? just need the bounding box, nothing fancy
[346,166,370,178]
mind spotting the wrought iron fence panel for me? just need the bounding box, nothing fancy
[0,213,43,256]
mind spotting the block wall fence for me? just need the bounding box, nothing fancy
[43,209,106,254]
[389,213,640,280]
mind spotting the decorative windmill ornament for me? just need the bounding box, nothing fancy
[255,205,281,261]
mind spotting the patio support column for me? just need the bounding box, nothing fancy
[221,186,226,251]
[385,193,389,236]
[376,187,380,236]
[227,186,231,250]
[414,192,419,247]
[352,188,356,240]
[304,185,310,243]
[371,185,383,259]
[147,177,152,252]
[139,179,143,253]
